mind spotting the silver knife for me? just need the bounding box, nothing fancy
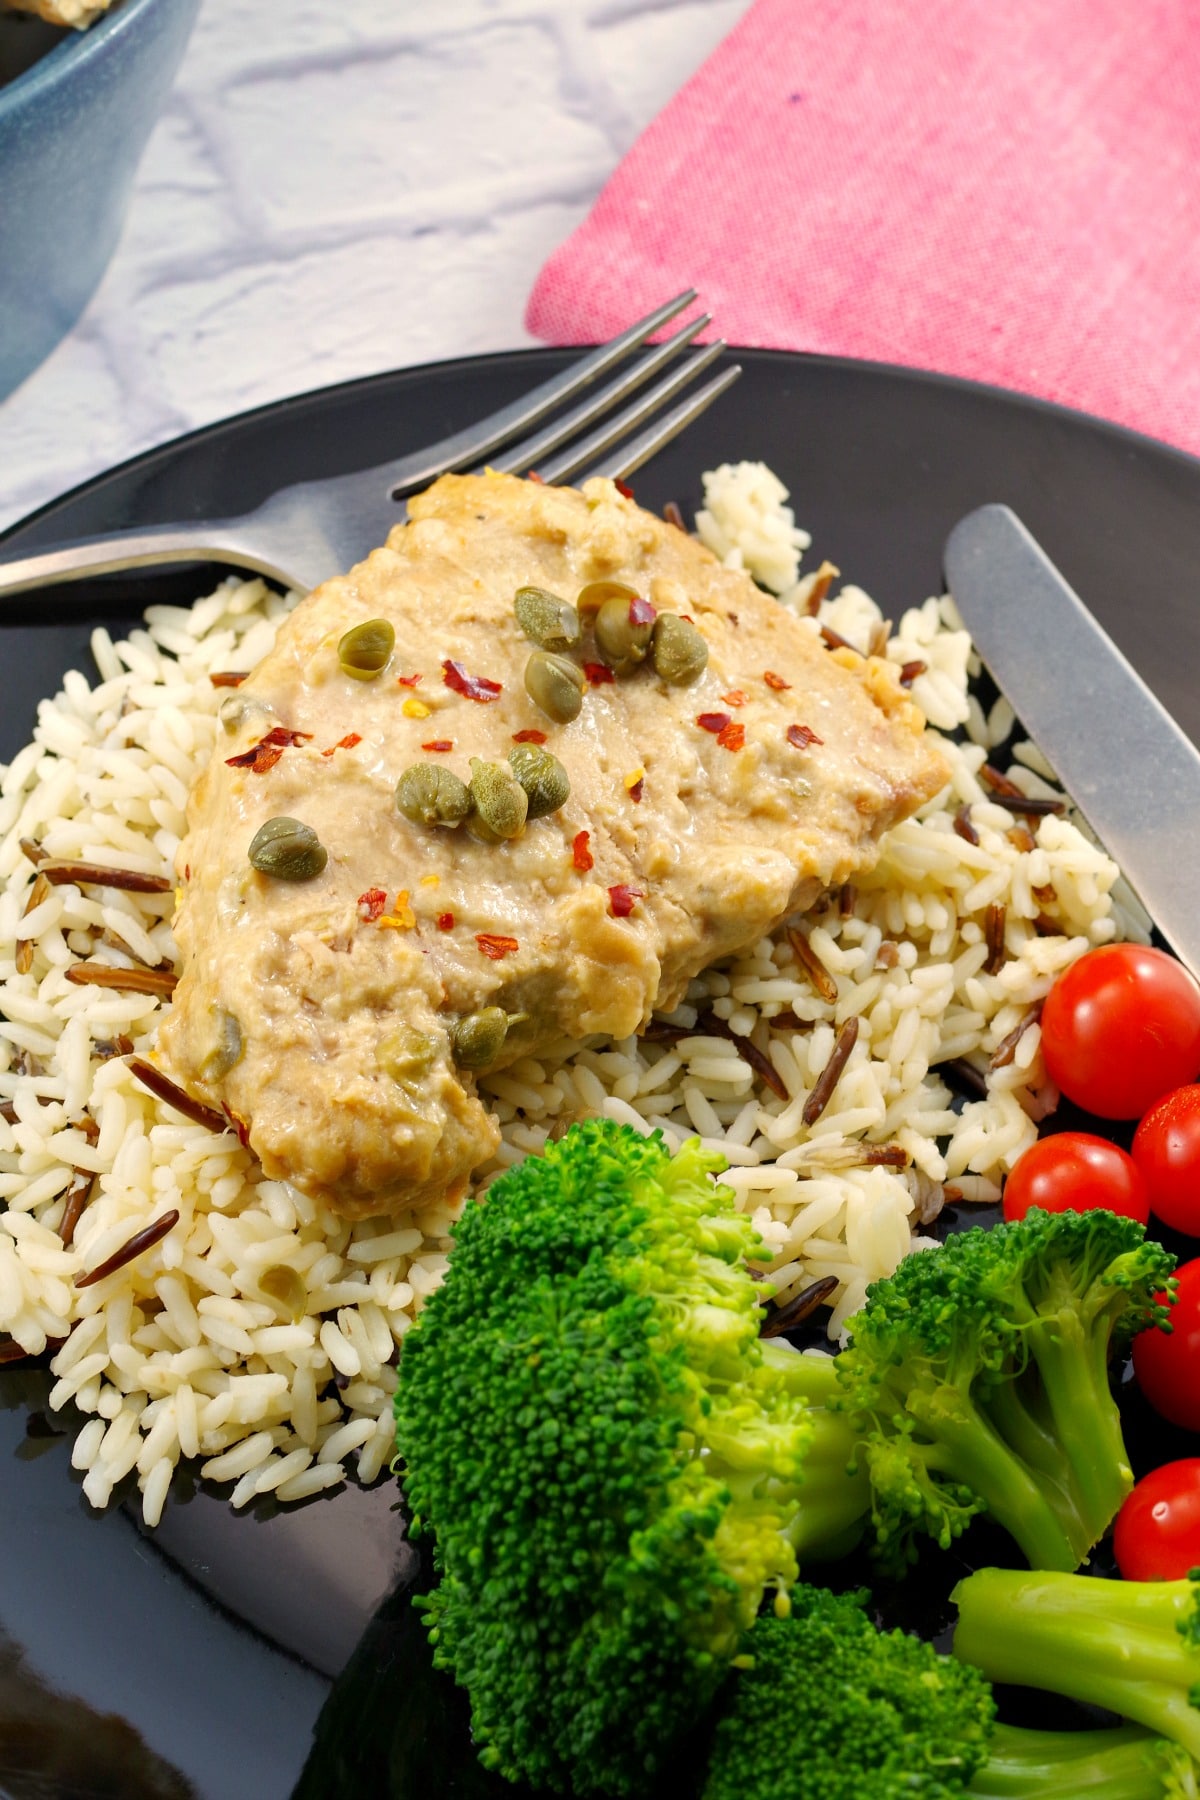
[943,503,1200,978]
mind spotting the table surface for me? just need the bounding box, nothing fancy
[0,0,747,535]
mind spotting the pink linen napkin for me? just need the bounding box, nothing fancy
[526,0,1200,458]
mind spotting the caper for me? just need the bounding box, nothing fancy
[199,1009,243,1083]
[378,1025,438,1086]
[247,816,328,881]
[395,763,472,828]
[337,618,395,680]
[451,1006,511,1069]
[259,1263,307,1323]
[514,586,580,652]
[594,594,655,668]
[651,613,709,685]
[576,579,639,617]
[524,650,585,724]
[508,744,570,819]
[219,693,272,733]
[468,758,528,841]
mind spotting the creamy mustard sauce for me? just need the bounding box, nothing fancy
[156,474,948,1217]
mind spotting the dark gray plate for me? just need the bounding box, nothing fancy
[2,347,1199,1799]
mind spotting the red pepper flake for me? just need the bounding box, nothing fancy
[396,672,423,688]
[583,661,615,686]
[614,479,635,500]
[572,830,594,872]
[786,723,824,750]
[421,738,453,753]
[696,712,731,734]
[763,670,791,691]
[321,732,362,757]
[357,887,388,922]
[225,725,313,773]
[222,1105,252,1149]
[527,470,545,484]
[209,671,249,688]
[608,884,643,918]
[627,777,645,803]
[512,728,548,745]
[476,932,519,960]
[721,690,749,707]
[628,596,656,626]
[716,720,746,752]
[437,912,455,931]
[443,658,503,703]
[899,659,927,687]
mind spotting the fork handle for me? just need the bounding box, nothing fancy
[0,522,299,600]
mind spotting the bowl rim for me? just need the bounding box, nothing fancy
[0,0,174,117]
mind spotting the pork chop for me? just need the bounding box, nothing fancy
[156,474,949,1217]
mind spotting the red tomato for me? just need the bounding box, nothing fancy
[1132,1257,1200,1431]
[1113,1459,1200,1580]
[1001,1132,1149,1225]
[1041,944,1200,1120]
[1132,1085,1200,1236]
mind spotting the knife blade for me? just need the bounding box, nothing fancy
[943,503,1200,978]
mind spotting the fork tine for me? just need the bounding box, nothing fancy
[535,344,732,486]
[385,291,697,497]
[487,313,712,477]
[581,364,743,485]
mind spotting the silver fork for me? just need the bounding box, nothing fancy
[0,294,741,597]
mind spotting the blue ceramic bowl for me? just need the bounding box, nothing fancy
[0,0,201,400]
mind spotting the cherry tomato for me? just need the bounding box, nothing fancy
[1041,944,1200,1120]
[1113,1459,1200,1580]
[1132,1084,1200,1236]
[1001,1132,1148,1224]
[1132,1257,1200,1432]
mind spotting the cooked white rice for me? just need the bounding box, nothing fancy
[0,464,1150,1527]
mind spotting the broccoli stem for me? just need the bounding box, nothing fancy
[953,1568,1200,1762]
[908,1383,1082,1571]
[1019,1304,1134,1549]
[967,1722,1193,1798]
[759,1344,870,1563]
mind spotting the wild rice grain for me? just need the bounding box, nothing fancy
[802,1019,861,1126]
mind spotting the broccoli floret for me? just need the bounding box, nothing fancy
[702,1584,1200,1800]
[393,1119,868,1797]
[702,1587,995,1800]
[833,1207,1176,1572]
[952,1567,1200,1764]
[967,1722,1200,1798]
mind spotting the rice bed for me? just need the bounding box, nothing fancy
[0,464,1148,1527]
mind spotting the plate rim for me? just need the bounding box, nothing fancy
[6,343,1200,549]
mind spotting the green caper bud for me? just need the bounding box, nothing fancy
[524,650,585,724]
[337,618,395,680]
[514,586,580,652]
[259,1263,307,1323]
[651,612,709,685]
[247,817,328,881]
[508,744,571,819]
[451,1006,510,1069]
[468,758,528,841]
[219,693,272,733]
[378,1025,438,1086]
[200,1010,243,1083]
[594,594,655,668]
[576,579,639,617]
[395,763,472,828]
